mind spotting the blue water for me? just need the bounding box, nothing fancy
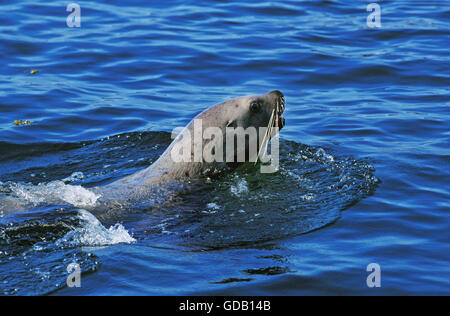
[0,0,449,295]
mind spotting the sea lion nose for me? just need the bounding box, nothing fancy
[268,90,284,98]
[267,90,285,114]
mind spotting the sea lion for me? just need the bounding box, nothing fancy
[94,90,285,204]
[0,92,285,215]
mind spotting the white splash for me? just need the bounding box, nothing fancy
[57,209,135,247]
[9,181,99,208]
[206,202,220,210]
[300,193,315,201]
[230,177,249,197]
[202,202,220,214]
[62,172,85,183]
[316,148,335,163]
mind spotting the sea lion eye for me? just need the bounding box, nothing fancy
[250,101,261,113]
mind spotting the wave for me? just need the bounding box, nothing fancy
[56,209,136,247]
[0,206,135,295]
[2,180,100,209]
[0,131,379,294]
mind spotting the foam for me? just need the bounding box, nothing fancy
[57,209,136,247]
[62,172,85,183]
[230,177,249,197]
[9,180,99,208]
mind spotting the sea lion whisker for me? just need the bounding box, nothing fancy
[255,108,275,164]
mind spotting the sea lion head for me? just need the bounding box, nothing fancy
[220,90,286,132]
[107,91,286,188]
[188,90,286,166]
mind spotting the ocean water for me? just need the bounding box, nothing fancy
[0,0,449,295]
